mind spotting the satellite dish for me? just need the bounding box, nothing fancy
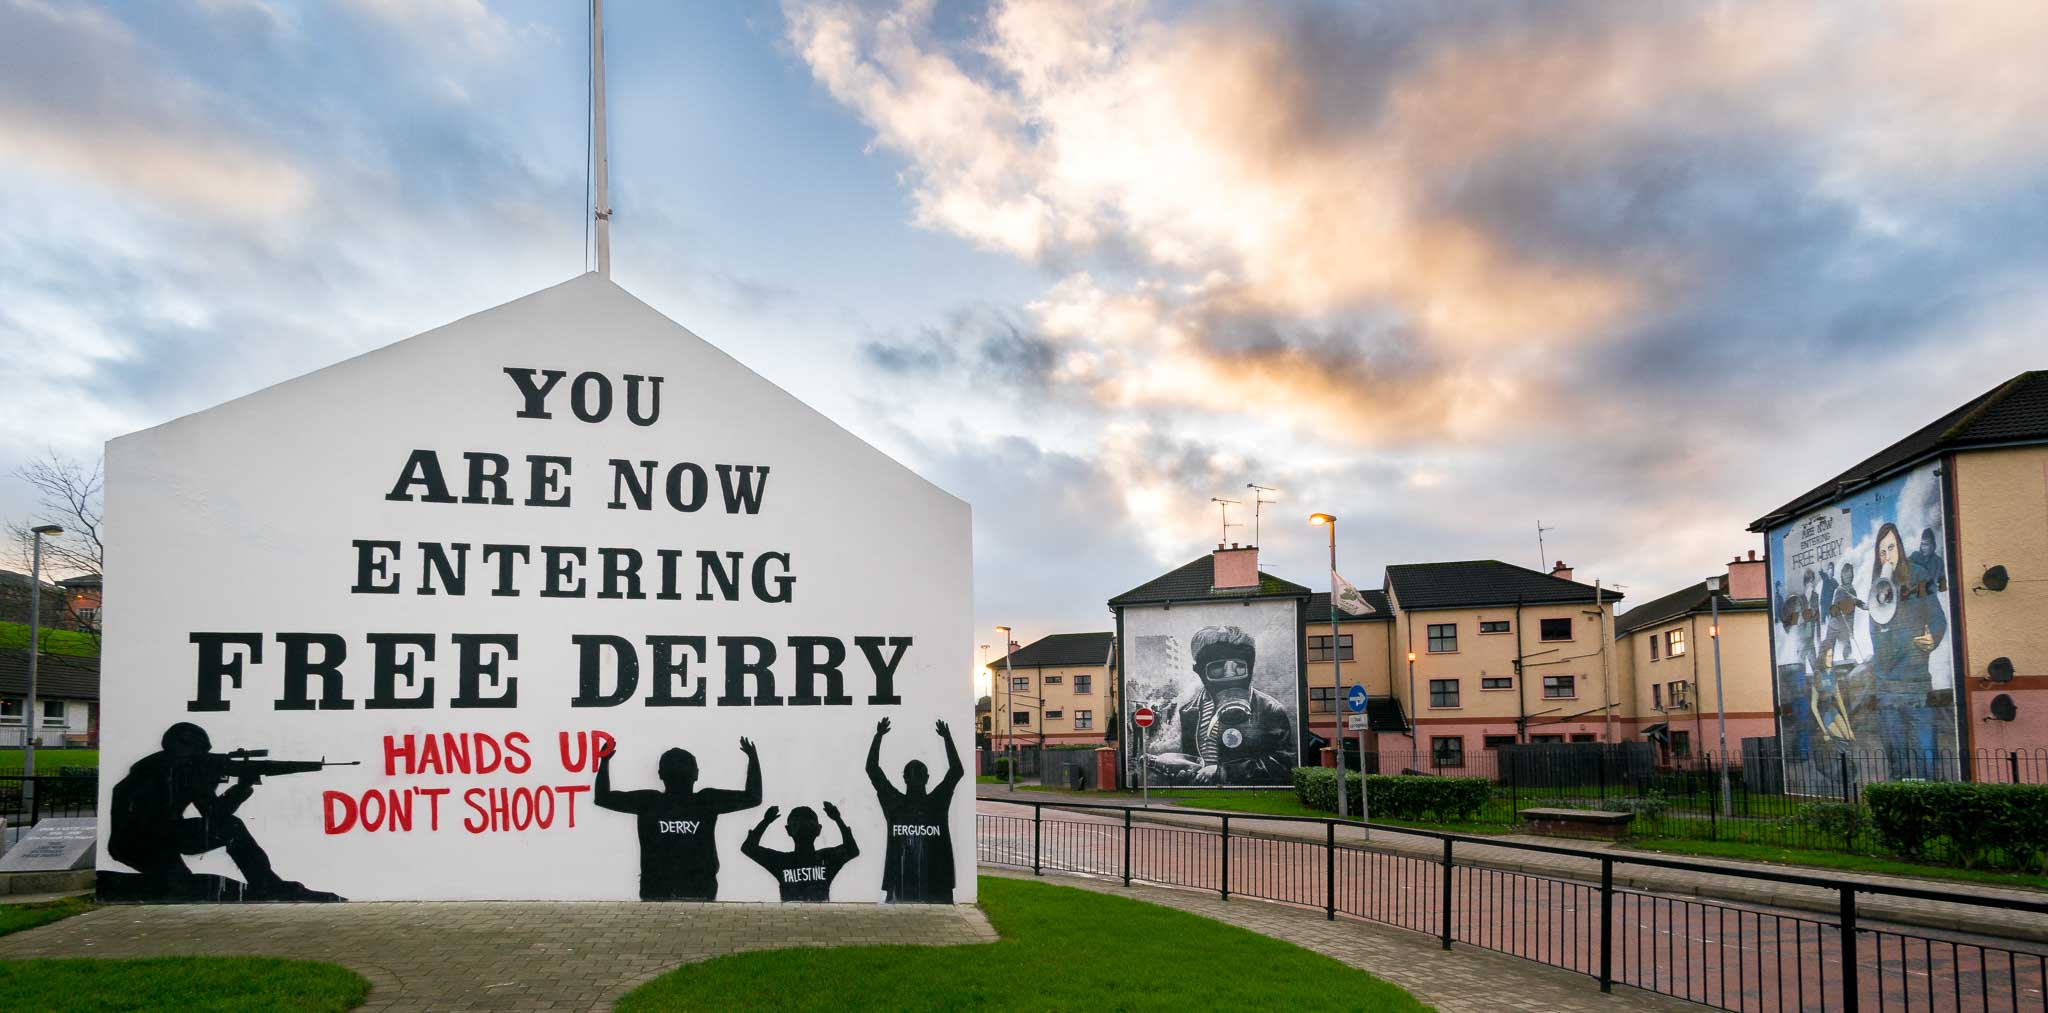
[1990,694,2018,722]
[1867,575,1900,624]
[1988,657,2016,683]
[1982,565,2010,592]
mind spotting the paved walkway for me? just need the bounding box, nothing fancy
[982,867,1690,1012]
[0,900,995,1011]
[979,787,2048,941]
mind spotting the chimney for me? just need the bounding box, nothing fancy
[1725,550,1767,601]
[1212,542,1260,590]
[1549,560,1573,582]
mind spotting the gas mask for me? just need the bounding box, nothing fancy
[1199,657,1255,748]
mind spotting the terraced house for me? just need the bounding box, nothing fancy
[986,631,1117,750]
[1612,551,1775,765]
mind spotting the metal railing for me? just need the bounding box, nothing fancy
[0,773,98,828]
[978,796,2048,1012]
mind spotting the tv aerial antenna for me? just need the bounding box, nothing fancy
[1246,484,1278,546]
[1536,520,1556,571]
[1211,498,1243,545]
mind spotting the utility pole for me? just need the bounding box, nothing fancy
[590,0,611,277]
[1596,580,1614,743]
[1707,576,1732,816]
[996,626,1017,790]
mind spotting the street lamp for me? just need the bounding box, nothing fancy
[1703,574,1732,817]
[1406,651,1418,756]
[1308,513,1350,819]
[995,626,1016,790]
[24,524,64,782]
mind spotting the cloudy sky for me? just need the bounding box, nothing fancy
[5,0,2046,658]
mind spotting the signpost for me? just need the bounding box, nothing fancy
[1133,706,1156,808]
[1345,685,1370,835]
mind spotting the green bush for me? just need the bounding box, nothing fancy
[1782,802,1872,848]
[1613,791,1669,820]
[992,757,1013,780]
[1292,767,1491,822]
[1865,781,2048,870]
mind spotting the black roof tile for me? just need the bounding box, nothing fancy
[1752,370,2048,531]
[1614,582,1768,635]
[986,632,1115,671]
[1385,560,1622,612]
[0,647,99,701]
[1108,555,1311,607]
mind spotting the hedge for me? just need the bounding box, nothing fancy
[1865,781,2048,870]
[1292,767,1491,822]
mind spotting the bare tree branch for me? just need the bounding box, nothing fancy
[6,451,105,577]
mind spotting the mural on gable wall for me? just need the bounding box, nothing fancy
[1767,460,1958,787]
[1121,599,1303,788]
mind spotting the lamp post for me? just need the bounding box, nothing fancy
[24,524,64,782]
[1407,651,1417,758]
[1309,513,1348,818]
[996,626,1016,790]
[1704,575,1732,816]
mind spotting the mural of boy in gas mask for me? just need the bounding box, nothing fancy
[866,717,963,903]
[595,737,761,901]
[742,802,860,902]
[1149,625,1296,787]
[1866,522,1949,775]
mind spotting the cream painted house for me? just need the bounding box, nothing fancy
[986,632,1117,749]
[1613,552,1775,764]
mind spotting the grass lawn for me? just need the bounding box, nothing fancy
[0,896,94,938]
[0,748,100,771]
[0,622,98,658]
[619,875,1427,1012]
[0,956,367,1012]
[1625,837,2048,891]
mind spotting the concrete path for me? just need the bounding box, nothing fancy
[982,866,1691,1012]
[0,900,995,1011]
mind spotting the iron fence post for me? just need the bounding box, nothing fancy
[2011,750,2022,784]
[1599,857,1614,993]
[1220,815,1230,901]
[1032,801,1042,876]
[29,775,40,827]
[1839,752,1851,804]
[1439,837,1454,951]
[1122,807,1132,887]
[1709,758,1718,840]
[1840,886,1860,1013]
[1325,821,1336,921]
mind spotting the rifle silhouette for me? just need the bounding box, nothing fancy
[203,749,361,786]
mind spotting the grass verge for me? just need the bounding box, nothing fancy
[0,956,367,1012]
[0,748,100,772]
[1625,837,2048,891]
[0,622,98,658]
[0,896,94,938]
[618,875,1428,1011]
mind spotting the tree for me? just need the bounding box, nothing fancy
[6,451,103,579]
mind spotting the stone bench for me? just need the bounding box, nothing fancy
[1519,807,1634,841]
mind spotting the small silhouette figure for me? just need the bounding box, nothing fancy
[742,801,860,902]
[595,737,762,901]
[104,721,343,902]
[866,717,962,903]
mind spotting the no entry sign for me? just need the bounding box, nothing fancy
[1133,706,1156,729]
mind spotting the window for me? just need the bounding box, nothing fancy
[74,607,100,629]
[1668,681,1687,709]
[1481,676,1513,690]
[1427,624,1458,653]
[1670,730,1691,757]
[1012,711,1031,726]
[1531,734,1565,744]
[1044,675,1063,685]
[1307,634,1355,662]
[1431,736,1465,768]
[1652,684,1663,710]
[1074,674,1092,694]
[1429,679,1460,708]
[1479,620,1511,634]
[1308,686,1337,713]
[1542,675,1575,699]
[1570,733,1597,743]
[1045,709,1064,720]
[1666,628,1687,658]
[0,699,19,725]
[1483,735,1517,750]
[1649,635,1660,661]
[1074,710,1093,730]
[1011,676,1030,692]
[1540,618,1572,641]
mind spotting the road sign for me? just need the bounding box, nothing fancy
[1345,684,1369,713]
[1133,706,1157,729]
[1346,714,1367,731]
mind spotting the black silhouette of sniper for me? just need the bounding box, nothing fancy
[595,736,762,900]
[742,801,860,902]
[106,721,345,902]
[866,717,962,903]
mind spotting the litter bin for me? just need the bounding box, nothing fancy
[1068,764,1088,791]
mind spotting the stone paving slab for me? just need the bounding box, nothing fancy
[0,900,995,1011]
[983,867,1694,1013]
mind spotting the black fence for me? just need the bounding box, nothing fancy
[0,773,98,828]
[980,796,2048,1012]
[1340,745,2048,861]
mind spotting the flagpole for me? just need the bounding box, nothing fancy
[591,0,611,278]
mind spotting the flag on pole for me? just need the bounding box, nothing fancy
[1332,571,1375,615]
